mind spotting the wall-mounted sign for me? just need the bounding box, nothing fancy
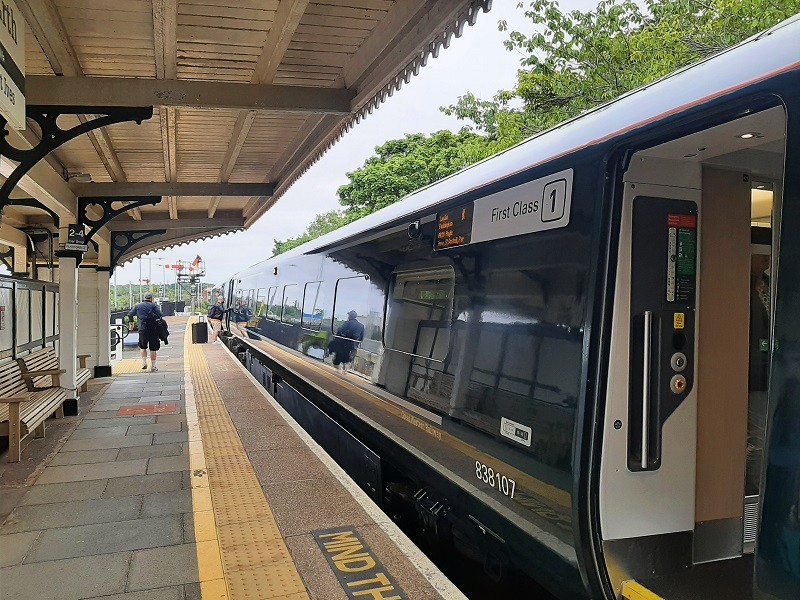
[435,169,573,250]
[0,305,5,330]
[0,0,25,130]
[65,224,88,252]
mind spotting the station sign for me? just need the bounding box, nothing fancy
[65,224,88,252]
[0,0,25,130]
[435,169,573,250]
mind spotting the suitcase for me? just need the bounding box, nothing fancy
[192,316,208,344]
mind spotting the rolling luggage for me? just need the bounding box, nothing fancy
[192,316,208,344]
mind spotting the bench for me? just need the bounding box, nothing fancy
[0,359,66,462]
[18,347,92,393]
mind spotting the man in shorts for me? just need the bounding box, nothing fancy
[207,295,226,344]
[127,292,164,371]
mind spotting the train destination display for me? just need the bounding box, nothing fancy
[435,169,573,250]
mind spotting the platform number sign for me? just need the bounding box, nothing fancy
[65,224,88,252]
[435,169,573,250]
[0,0,25,130]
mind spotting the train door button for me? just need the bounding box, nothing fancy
[670,352,688,372]
[670,374,687,394]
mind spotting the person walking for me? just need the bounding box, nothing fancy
[127,292,164,371]
[330,310,365,373]
[233,299,252,336]
[207,295,227,344]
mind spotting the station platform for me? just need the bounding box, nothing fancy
[0,317,462,600]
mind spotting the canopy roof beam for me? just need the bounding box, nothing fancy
[26,77,356,115]
[73,182,273,197]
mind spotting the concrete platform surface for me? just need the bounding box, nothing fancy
[0,317,462,600]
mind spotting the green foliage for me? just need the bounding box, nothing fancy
[444,0,800,145]
[277,0,799,254]
[273,130,483,254]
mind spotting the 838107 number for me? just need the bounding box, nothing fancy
[475,460,516,498]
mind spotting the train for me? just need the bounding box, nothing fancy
[219,15,800,600]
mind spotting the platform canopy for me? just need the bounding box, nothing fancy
[0,0,491,268]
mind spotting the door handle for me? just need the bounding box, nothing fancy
[641,310,653,469]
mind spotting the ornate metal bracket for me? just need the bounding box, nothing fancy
[0,105,153,210]
[79,196,162,243]
[110,229,166,271]
[4,198,61,227]
[0,245,13,272]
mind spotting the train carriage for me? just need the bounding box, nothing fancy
[221,15,800,600]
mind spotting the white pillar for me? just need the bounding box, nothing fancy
[96,268,112,377]
[57,254,79,415]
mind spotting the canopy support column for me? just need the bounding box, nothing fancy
[56,250,79,415]
[95,266,113,377]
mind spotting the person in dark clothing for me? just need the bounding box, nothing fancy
[330,310,365,372]
[207,295,227,344]
[233,299,252,336]
[127,292,164,371]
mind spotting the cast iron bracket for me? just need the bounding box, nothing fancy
[110,229,166,271]
[0,245,13,272]
[79,196,162,243]
[0,105,153,211]
[4,198,60,227]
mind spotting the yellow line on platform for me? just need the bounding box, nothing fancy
[622,580,665,600]
[184,318,309,600]
[112,358,145,374]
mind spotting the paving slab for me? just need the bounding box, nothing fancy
[1,496,142,533]
[49,448,120,466]
[20,479,108,506]
[127,541,222,591]
[84,586,185,600]
[0,531,40,567]
[0,551,131,599]
[153,431,189,445]
[61,434,154,452]
[117,442,184,461]
[137,394,183,403]
[79,416,158,428]
[103,472,184,498]
[140,489,193,517]
[69,425,129,439]
[127,422,183,436]
[147,454,190,474]
[155,414,187,424]
[25,516,183,563]
[248,447,330,485]
[36,458,149,484]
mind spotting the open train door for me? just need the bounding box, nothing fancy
[597,105,791,599]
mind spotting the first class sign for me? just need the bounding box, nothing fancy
[0,0,24,130]
[435,169,573,250]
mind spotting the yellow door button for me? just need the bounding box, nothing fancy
[673,313,685,330]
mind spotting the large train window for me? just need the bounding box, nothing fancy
[281,284,302,324]
[265,286,280,320]
[384,267,455,362]
[331,276,371,337]
[255,288,267,318]
[302,281,324,331]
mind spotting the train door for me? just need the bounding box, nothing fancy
[598,105,786,599]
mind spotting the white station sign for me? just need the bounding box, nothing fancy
[0,0,25,130]
[435,169,573,250]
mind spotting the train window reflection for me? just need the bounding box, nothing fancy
[384,267,455,361]
[302,281,324,331]
[266,286,280,320]
[281,285,302,324]
[332,276,372,336]
[255,288,267,318]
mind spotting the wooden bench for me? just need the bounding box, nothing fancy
[0,359,66,462]
[18,347,92,393]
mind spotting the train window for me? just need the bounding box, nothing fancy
[384,267,455,361]
[281,285,303,324]
[265,286,280,320]
[302,281,325,331]
[332,276,372,337]
[255,288,267,318]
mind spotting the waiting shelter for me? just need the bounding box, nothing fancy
[0,0,491,416]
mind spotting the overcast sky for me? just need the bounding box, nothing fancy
[115,1,595,287]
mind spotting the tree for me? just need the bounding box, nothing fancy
[273,130,485,254]
[443,0,800,148]
[277,0,800,254]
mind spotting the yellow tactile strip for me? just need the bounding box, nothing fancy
[184,318,310,600]
[113,358,146,374]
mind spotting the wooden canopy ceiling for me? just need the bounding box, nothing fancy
[0,0,490,265]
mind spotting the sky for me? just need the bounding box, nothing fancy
[114,1,596,287]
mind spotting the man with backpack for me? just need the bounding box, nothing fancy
[127,292,164,371]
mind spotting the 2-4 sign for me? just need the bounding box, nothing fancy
[65,225,88,252]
